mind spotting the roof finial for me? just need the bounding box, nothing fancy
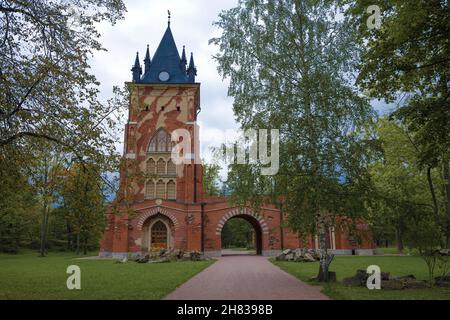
[168,10,171,26]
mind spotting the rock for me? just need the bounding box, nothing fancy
[307,249,320,260]
[285,253,294,261]
[294,248,304,258]
[182,252,191,260]
[176,250,185,259]
[435,275,450,282]
[190,251,201,261]
[342,269,368,287]
[356,269,369,282]
[342,276,362,286]
[403,279,430,289]
[136,254,149,263]
[381,272,390,281]
[303,253,316,262]
[381,279,404,290]
[392,274,416,281]
[275,253,286,261]
[282,249,292,255]
[435,276,450,287]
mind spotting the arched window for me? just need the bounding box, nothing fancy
[167,159,176,176]
[148,129,172,152]
[146,159,156,175]
[156,159,166,175]
[145,181,155,199]
[167,180,176,200]
[156,180,165,199]
[151,221,167,249]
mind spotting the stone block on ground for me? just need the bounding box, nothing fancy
[275,253,286,261]
[381,279,404,290]
[190,251,201,261]
[403,279,430,289]
[285,253,294,261]
[435,276,450,287]
[303,253,316,262]
[342,276,363,286]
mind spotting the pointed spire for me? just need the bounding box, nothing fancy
[187,52,197,82]
[180,45,187,71]
[131,52,142,83]
[144,45,151,74]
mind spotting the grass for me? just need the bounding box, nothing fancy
[378,247,402,254]
[272,256,450,300]
[0,251,214,300]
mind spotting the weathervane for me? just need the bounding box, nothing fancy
[168,10,171,26]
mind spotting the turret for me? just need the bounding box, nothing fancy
[180,45,187,73]
[131,52,142,83]
[187,52,197,82]
[144,45,151,74]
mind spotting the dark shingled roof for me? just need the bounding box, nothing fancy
[134,24,195,84]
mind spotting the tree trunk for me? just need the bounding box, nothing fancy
[443,161,450,247]
[83,237,87,255]
[76,233,80,255]
[66,222,71,251]
[318,224,329,281]
[395,224,404,253]
[39,201,48,257]
[427,166,439,217]
[317,218,334,282]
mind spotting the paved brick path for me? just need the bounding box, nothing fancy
[164,255,329,300]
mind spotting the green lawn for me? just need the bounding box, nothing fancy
[272,256,450,300]
[0,251,214,300]
[378,247,402,254]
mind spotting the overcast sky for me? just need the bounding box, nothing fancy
[90,0,240,170]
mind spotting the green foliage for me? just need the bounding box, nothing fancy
[0,146,40,253]
[0,0,127,166]
[57,162,108,254]
[0,1,129,255]
[367,118,439,248]
[346,0,450,243]
[202,162,221,196]
[211,0,377,243]
[221,218,255,249]
[368,117,447,281]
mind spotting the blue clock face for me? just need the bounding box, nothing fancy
[158,71,170,82]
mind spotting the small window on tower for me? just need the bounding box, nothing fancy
[167,180,176,200]
[156,180,165,199]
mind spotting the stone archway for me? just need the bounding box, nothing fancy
[135,206,180,231]
[142,214,174,252]
[215,208,269,256]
